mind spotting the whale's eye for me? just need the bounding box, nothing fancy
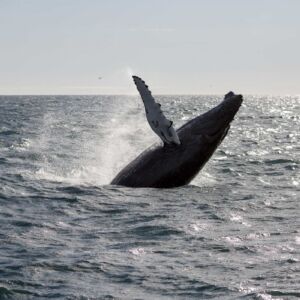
[203,129,224,143]
[152,120,159,128]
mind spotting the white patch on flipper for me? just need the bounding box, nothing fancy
[132,76,180,145]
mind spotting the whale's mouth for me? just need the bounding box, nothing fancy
[202,94,242,141]
[213,94,242,130]
[220,94,243,118]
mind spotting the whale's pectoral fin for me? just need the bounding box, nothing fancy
[132,75,181,145]
[132,75,156,105]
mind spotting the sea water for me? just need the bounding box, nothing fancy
[0,95,299,299]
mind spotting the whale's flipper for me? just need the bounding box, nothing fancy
[132,76,180,145]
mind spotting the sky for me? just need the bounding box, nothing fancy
[0,0,299,95]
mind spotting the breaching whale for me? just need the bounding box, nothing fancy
[111,76,243,188]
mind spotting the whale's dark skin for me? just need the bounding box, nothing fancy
[111,93,243,188]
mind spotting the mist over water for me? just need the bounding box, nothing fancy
[0,95,299,299]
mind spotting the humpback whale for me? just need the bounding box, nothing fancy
[111,76,243,188]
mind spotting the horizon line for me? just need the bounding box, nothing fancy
[0,93,299,97]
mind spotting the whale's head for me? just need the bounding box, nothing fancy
[177,92,243,161]
[179,91,242,137]
[221,91,243,120]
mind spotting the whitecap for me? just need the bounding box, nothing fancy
[223,236,242,245]
[129,247,146,256]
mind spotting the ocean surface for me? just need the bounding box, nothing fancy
[0,95,299,300]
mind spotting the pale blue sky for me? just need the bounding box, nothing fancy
[0,0,299,95]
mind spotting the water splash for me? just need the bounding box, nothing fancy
[29,96,156,185]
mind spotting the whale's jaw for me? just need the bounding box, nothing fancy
[111,94,243,188]
[179,93,243,139]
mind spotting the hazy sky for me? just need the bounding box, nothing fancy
[0,0,299,95]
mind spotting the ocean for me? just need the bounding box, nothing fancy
[0,95,299,299]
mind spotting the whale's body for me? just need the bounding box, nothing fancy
[111,93,243,188]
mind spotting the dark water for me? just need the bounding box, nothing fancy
[0,95,299,299]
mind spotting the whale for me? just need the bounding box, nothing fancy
[111,77,243,188]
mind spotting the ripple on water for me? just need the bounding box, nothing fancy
[0,95,299,299]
